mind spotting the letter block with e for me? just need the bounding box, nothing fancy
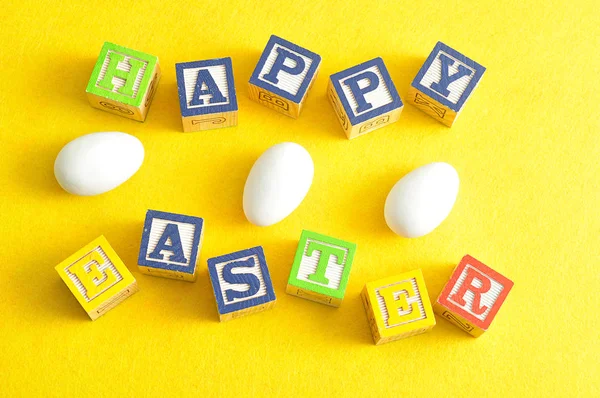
[434,255,514,337]
[286,230,357,307]
[361,270,436,345]
[85,42,161,122]
[207,246,276,321]
[248,35,321,118]
[328,57,403,139]
[137,210,204,282]
[55,236,139,320]
[408,41,486,127]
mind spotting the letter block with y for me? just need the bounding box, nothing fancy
[55,236,139,320]
[207,246,276,321]
[434,255,513,337]
[137,210,204,282]
[86,42,161,122]
[176,58,238,132]
[408,42,486,127]
[286,230,357,307]
[361,269,436,345]
[248,35,321,118]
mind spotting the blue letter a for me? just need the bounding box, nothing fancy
[222,258,261,302]
[189,69,227,106]
[148,223,188,264]
[342,71,380,113]
[429,54,473,97]
[262,47,305,84]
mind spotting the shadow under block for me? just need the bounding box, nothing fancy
[55,235,138,321]
[137,210,204,282]
[207,246,276,321]
[434,255,514,337]
[248,35,321,118]
[328,57,403,139]
[86,42,161,122]
[361,269,436,345]
[408,41,486,127]
[286,230,357,307]
[176,57,238,132]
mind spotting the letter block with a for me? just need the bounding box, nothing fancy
[86,42,161,122]
[248,35,321,118]
[328,57,403,139]
[286,230,357,307]
[137,210,204,282]
[434,255,513,337]
[361,269,436,345]
[408,41,486,127]
[207,246,276,321]
[55,235,139,320]
[176,58,238,132]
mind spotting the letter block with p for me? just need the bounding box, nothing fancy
[434,255,513,337]
[55,236,139,320]
[86,42,161,122]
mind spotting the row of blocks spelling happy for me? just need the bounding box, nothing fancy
[85,37,485,133]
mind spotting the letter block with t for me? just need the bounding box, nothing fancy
[248,35,321,118]
[328,57,403,139]
[408,42,486,127]
[207,246,276,321]
[361,269,436,345]
[55,236,139,320]
[434,255,514,337]
[86,42,161,122]
[286,230,357,307]
[175,58,238,132]
[137,210,204,282]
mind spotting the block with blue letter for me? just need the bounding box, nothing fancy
[176,57,238,132]
[248,35,321,118]
[138,210,205,281]
[207,246,276,321]
[328,57,403,139]
[408,42,486,127]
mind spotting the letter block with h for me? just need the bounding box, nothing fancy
[408,42,486,127]
[55,236,139,320]
[434,255,513,337]
[248,35,321,118]
[361,269,436,345]
[286,230,357,307]
[207,246,276,321]
[175,58,238,132]
[137,210,205,282]
[86,42,161,122]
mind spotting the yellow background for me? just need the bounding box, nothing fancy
[1,1,598,396]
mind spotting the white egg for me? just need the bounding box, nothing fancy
[384,162,459,238]
[243,142,314,226]
[54,132,144,196]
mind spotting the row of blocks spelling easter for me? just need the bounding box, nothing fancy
[86,37,486,134]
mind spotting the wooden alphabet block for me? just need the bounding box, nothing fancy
[55,235,138,320]
[361,269,436,345]
[434,255,514,337]
[175,57,238,132]
[328,57,403,139]
[207,246,276,321]
[408,41,486,127]
[137,210,204,282]
[286,230,357,307]
[86,42,161,122]
[248,35,321,118]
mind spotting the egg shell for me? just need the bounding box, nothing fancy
[384,162,459,238]
[243,142,314,227]
[54,132,144,196]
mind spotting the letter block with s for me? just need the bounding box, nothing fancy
[408,41,486,127]
[248,35,321,118]
[86,42,161,122]
[55,236,139,320]
[207,246,276,321]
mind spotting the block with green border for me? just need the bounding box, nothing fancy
[86,42,161,122]
[286,230,357,307]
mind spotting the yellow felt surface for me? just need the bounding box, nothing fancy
[0,1,598,396]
